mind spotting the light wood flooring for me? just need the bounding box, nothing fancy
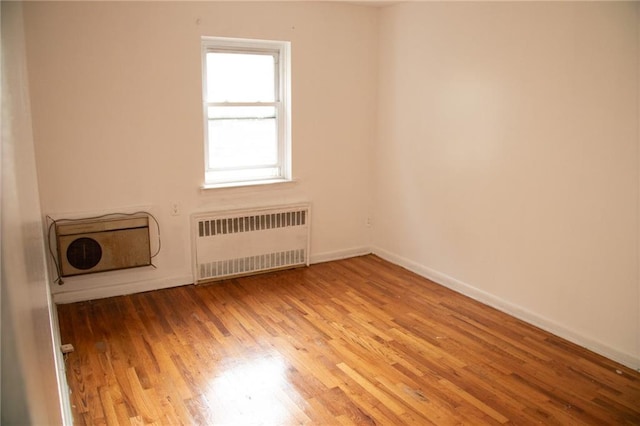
[58,255,640,425]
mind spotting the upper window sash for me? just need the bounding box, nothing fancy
[202,37,284,104]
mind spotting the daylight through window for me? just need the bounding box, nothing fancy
[202,37,291,186]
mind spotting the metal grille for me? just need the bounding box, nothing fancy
[193,204,310,283]
[198,210,306,237]
[199,249,306,280]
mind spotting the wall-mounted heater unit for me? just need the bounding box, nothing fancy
[192,203,310,284]
[55,214,151,277]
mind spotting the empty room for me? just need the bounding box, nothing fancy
[2,0,639,424]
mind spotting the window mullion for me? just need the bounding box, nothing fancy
[206,101,278,108]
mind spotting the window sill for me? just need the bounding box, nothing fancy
[201,178,298,192]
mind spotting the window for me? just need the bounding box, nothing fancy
[201,37,291,187]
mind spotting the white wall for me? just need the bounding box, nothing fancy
[375,2,639,369]
[1,2,66,423]
[23,1,378,302]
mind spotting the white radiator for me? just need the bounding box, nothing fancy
[191,203,310,283]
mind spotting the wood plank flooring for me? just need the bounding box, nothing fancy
[57,255,640,425]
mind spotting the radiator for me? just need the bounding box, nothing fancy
[191,204,310,283]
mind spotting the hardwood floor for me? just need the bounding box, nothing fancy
[58,255,640,425]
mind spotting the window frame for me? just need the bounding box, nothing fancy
[201,36,291,188]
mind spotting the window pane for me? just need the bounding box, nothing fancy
[207,52,275,102]
[208,106,277,169]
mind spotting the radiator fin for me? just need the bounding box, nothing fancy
[198,210,306,237]
[198,249,306,280]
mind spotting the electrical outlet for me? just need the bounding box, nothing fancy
[170,202,180,216]
[61,343,75,354]
[366,217,372,227]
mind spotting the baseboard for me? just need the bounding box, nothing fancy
[50,245,639,370]
[373,247,640,371]
[310,246,372,265]
[47,282,74,424]
[52,245,374,303]
[52,274,194,304]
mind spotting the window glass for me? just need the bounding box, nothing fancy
[207,106,278,169]
[206,52,275,103]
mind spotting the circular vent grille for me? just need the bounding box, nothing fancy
[66,237,102,270]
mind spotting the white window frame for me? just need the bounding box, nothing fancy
[201,36,291,188]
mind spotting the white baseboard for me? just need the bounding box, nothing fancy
[52,274,194,304]
[46,283,74,425]
[52,245,374,303]
[51,245,639,370]
[310,246,372,265]
[373,247,640,371]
